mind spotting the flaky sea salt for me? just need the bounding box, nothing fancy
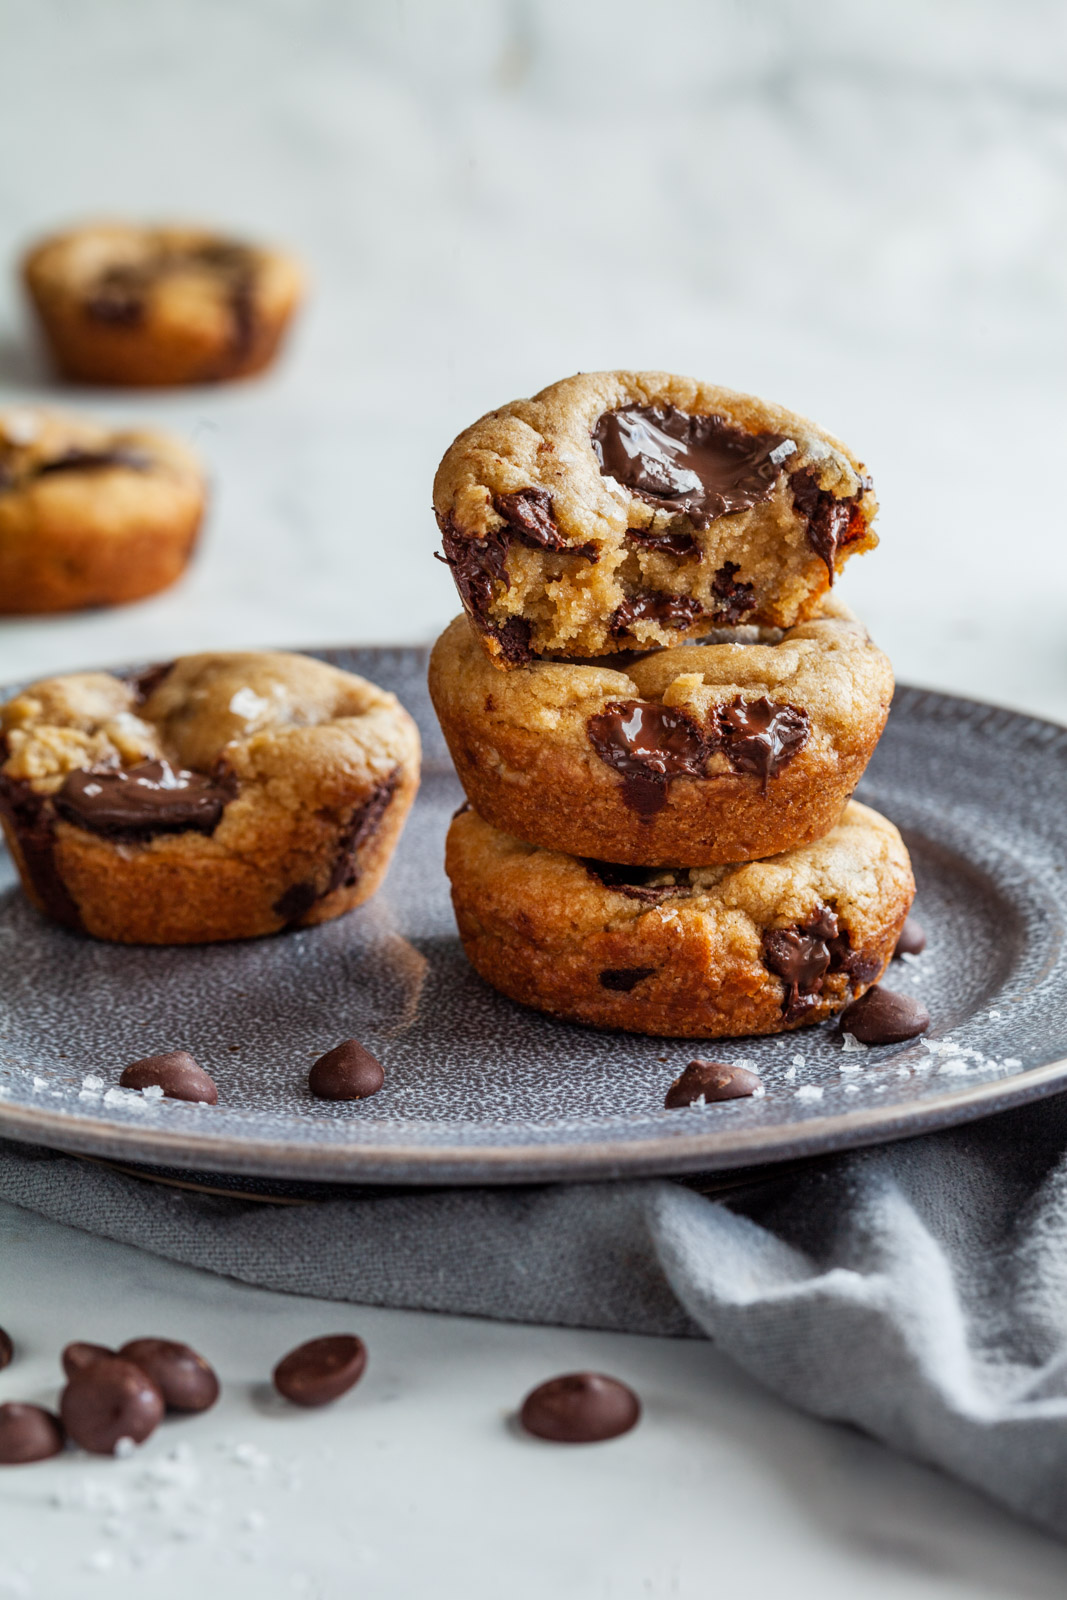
[686,1094,707,1110]
[769,439,797,465]
[841,1032,867,1054]
[113,1437,136,1460]
[843,1083,861,1094]
[82,1074,105,1090]
[140,1085,165,1103]
[794,1085,823,1102]
[782,1063,797,1082]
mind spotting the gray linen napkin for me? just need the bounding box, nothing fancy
[4,1093,1067,1539]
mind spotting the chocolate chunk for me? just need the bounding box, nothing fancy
[626,525,696,557]
[272,1335,367,1408]
[894,917,927,958]
[789,469,866,583]
[34,446,153,479]
[0,772,84,931]
[273,881,318,922]
[609,592,704,637]
[664,1060,762,1107]
[486,615,534,664]
[326,771,401,897]
[53,759,233,841]
[86,285,144,325]
[519,1372,640,1444]
[598,967,656,992]
[492,487,566,552]
[128,661,176,704]
[60,1356,165,1455]
[583,860,685,905]
[592,405,788,530]
[0,1403,65,1465]
[839,986,930,1045]
[710,560,756,624]
[587,700,710,816]
[308,1040,384,1101]
[118,1339,219,1414]
[436,515,513,625]
[0,1328,11,1371]
[62,1342,115,1379]
[119,1051,219,1105]
[762,907,842,1021]
[718,696,810,793]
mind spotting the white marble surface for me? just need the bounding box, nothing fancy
[2,1,1067,1592]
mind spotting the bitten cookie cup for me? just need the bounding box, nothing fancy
[0,408,206,614]
[446,802,914,1038]
[430,596,892,867]
[0,653,420,944]
[433,370,877,667]
[22,223,304,387]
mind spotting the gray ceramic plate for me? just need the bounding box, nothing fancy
[1,647,1066,1186]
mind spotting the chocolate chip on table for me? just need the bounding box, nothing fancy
[62,1341,115,1379]
[839,986,930,1045]
[119,1051,219,1105]
[519,1373,641,1444]
[272,1335,368,1408]
[0,1403,65,1465]
[308,1041,384,1101]
[60,1356,165,1455]
[0,1327,12,1370]
[118,1339,219,1415]
[664,1060,761,1108]
[894,916,927,958]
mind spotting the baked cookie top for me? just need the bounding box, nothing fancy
[434,371,877,666]
[0,407,202,504]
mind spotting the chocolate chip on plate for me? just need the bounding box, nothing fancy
[60,1356,165,1455]
[519,1372,641,1443]
[119,1050,218,1105]
[62,1341,115,1379]
[118,1339,219,1414]
[308,1041,384,1101]
[0,1327,12,1370]
[894,916,927,958]
[664,1060,761,1108]
[0,1403,65,1465]
[839,986,930,1045]
[272,1335,367,1407]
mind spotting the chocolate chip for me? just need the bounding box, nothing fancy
[0,1403,65,1465]
[762,907,842,1020]
[308,1041,384,1101]
[62,1341,115,1379]
[0,1327,11,1371]
[118,1339,219,1414]
[60,1357,165,1455]
[894,917,927,958]
[272,1335,367,1407]
[119,1051,219,1105]
[718,696,810,793]
[598,967,656,992]
[492,487,567,552]
[664,1060,761,1107]
[592,405,787,530]
[583,860,685,905]
[519,1373,640,1444]
[587,700,710,816]
[609,592,704,637]
[53,759,234,841]
[710,560,756,623]
[839,986,930,1045]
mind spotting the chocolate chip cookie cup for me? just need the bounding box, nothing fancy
[433,370,877,667]
[22,222,304,387]
[0,653,419,943]
[445,801,913,1038]
[430,596,892,867]
[0,407,206,613]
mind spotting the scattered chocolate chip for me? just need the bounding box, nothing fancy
[53,759,234,841]
[519,1373,640,1444]
[664,1060,761,1107]
[718,696,810,793]
[894,917,927,958]
[62,1341,115,1379]
[587,700,710,816]
[0,1403,65,1465]
[60,1356,165,1455]
[609,592,704,637]
[709,560,756,623]
[118,1339,219,1414]
[492,487,567,552]
[308,1041,384,1101]
[839,986,930,1045]
[272,1335,367,1407]
[119,1051,219,1105]
[789,469,867,583]
[0,1327,12,1370]
[592,405,787,530]
[598,967,656,992]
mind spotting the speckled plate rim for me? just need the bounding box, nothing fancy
[2,662,1067,1186]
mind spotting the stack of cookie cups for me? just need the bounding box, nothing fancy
[430,371,917,1040]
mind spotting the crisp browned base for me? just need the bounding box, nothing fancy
[0,501,204,614]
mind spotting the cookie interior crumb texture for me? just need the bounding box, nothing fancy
[434,370,877,666]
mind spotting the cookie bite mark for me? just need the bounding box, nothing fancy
[709,561,756,624]
[586,701,711,816]
[790,469,869,583]
[592,404,792,529]
[718,698,810,794]
[53,759,235,841]
[0,770,84,931]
